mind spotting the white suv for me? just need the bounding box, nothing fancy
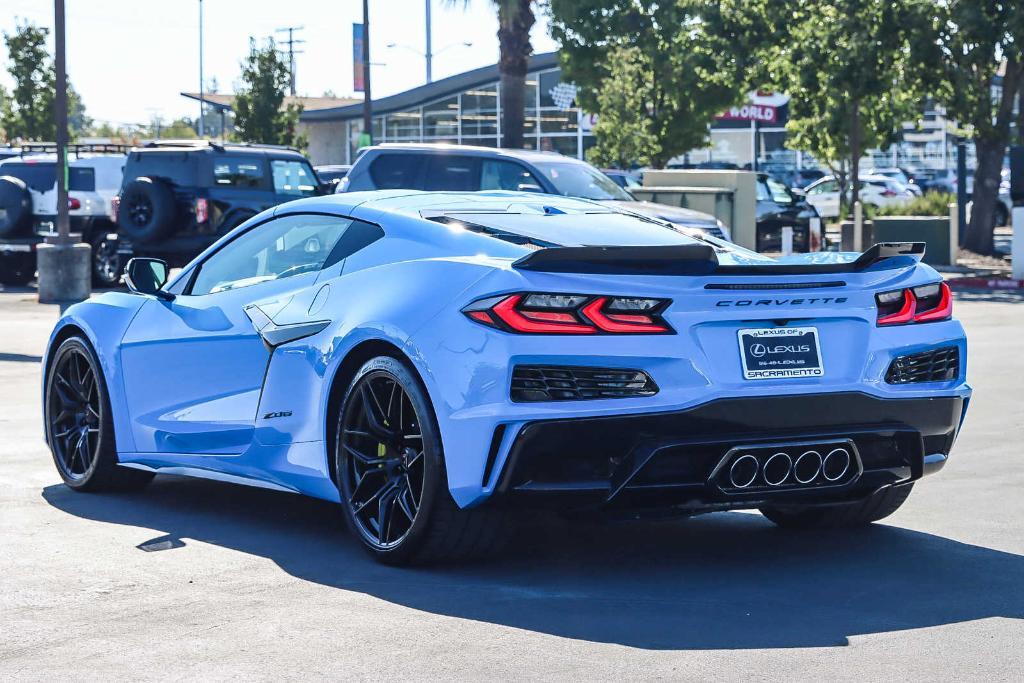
[0,146,127,287]
[803,174,916,219]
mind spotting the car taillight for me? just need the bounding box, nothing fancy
[463,293,672,334]
[195,197,209,224]
[876,282,952,326]
[68,197,81,210]
[109,195,120,223]
[881,188,897,197]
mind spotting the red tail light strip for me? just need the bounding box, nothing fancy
[877,290,916,325]
[491,295,596,334]
[914,282,952,322]
[582,297,669,333]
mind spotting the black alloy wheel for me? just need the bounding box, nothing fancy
[338,367,426,550]
[91,234,123,288]
[48,344,102,481]
[45,337,153,491]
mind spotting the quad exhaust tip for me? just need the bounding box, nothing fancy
[719,443,856,490]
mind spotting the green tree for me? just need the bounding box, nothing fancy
[2,21,89,141]
[726,0,932,214]
[448,1,537,150]
[233,38,305,148]
[550,1,749,168]
[924,1,1023,255]
[584,47,659,168]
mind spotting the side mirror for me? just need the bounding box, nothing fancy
[124,257,174,300]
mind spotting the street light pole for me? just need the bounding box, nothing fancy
[198,0,205,137]
[38,0,90,303]
[361,0,373,144]
[425,0,432,83]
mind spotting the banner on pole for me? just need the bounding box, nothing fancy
[353,23,365,92]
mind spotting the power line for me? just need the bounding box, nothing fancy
[275,25,306,96]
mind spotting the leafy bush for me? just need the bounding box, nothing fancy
[873,192,956,217]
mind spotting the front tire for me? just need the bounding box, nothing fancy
[0,252,35,286]
[760,483,913,529]
[44,336,153,491]
[335,356,505,564]
[90,233,124,288]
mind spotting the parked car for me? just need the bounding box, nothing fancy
[866,167,923,196]
[755,173,821,252]
[116,140,330,267]
[803,174,915,219]
[315,164,351,186]
[340,144,732,240]
[0,145,128,287]
[42,190,970,564]
[601,169,642,190]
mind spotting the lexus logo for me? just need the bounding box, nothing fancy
[751,343,767,358]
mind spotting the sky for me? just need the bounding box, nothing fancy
[0,0,559,127]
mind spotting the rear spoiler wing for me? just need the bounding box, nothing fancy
[512,242,926,276]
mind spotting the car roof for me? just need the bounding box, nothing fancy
[369,143,584,165]
[0,153,125,166]
[130,141,307,160]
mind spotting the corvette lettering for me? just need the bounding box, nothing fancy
[716,297,848,307]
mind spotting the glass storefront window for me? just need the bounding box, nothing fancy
[538,70,565,108]
[539,136,579,158]
[461,85,498,136]
[423,96,459,137]
[386,108,421,139]
[539,109,578,134]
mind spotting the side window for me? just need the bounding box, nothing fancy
[271,159,318,197]
[423,156,480,191]
[480,160,543,191]
[808,180,838,195]
[69,167,95,192]
[755,180,772,201]
[213,157,265,188]
[190,214,353,295]
[368,154,424,189]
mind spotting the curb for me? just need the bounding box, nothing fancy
[947,276,1024,291]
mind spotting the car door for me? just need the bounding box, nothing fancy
[119,212,353,456]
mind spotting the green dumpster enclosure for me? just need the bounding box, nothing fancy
[871,216,955,266]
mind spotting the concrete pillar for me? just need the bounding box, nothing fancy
[949,203,959,265]
[781,226,794,256]
[37,238,91,304]
[853,201,864,252]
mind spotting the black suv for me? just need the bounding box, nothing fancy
[117,141,327,266]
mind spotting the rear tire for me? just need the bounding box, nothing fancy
[0,175,32,237]
[44,336,154,492]
[335,355,507,565]
[760,484,913,529]
[90,232,124,288]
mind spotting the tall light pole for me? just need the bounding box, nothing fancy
[38,0,90,303]
[361,0,373,144]
[198,0,205,137]
[425,0,432,83]
[276,26,306,96]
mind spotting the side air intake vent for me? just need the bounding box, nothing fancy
[511,365,658,402]
[885,346,959,384]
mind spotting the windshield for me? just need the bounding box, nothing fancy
[533,161,633,201]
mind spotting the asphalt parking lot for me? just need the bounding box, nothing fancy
[1,287,1023,680]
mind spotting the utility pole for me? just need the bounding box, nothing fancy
[38,0,90,303]
[275,26,306,96]
[425,0,432,83]
[198,0,204,137]
[361,0,373,144]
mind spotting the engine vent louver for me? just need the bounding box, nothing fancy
[511,365,658,402]
[885,346,959,384]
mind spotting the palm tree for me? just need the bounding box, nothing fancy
[448,0,536,149]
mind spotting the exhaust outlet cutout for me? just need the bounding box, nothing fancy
[822,448,851,482]
[728,454,759,489]
[793,450,823,484]
[762,452,792,487]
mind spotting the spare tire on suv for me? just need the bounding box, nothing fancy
[118,177,176,244]
[0,176,32,237]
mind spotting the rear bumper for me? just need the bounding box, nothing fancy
[494,392,966,512]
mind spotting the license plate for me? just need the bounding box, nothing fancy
[738,327,823,380]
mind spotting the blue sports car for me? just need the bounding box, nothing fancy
[43,191,971,564]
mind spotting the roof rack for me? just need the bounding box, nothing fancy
[18,142,132,157]
[139,139,301,154]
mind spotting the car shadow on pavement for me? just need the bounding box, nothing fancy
[42,477,1024,651]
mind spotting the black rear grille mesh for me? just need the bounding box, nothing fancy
[512,365,658,402]
[885,346,959,384]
